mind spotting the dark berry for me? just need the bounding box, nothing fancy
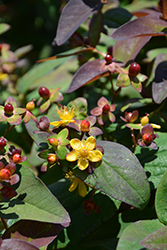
[105,54,112,64]
[38,86,50,99]
[0,137,6,150]
[128,62,141,77]
[102,104,110,113]
[4,103,14,115]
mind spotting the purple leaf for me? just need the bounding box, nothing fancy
[55,0,103,46]
[111,12,167,41]
[1,238,39,250]
[2,220,64,248]
[113,36,151,64]
[66,59,109,93]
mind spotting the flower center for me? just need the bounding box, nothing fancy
[80,149,89,157]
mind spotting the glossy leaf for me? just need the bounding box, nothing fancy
[88,8,103,47]
[113,36,151,64]
[155,169,167,225]
[135,132,167,189]
[140,226,167,249]
[83,141,150,209]
[1,238,40,250]
[111,12,167,41]
[0,23,11,35]
[2,220,64,248]
[117,220,164,250]
[54,0,103,46]
[103,7,133,29]
[0,166,70,227]
[66,59,109,93]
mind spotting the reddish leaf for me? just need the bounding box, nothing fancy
[55,0,103,46]
[66,59,109,93]
[1,238,39,250]
[2,220,64,248]
[113,36,151,64]
[88,8,103,47]
[111,12,167,41]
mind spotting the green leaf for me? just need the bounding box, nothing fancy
[117,220,164,250]
[135,132,167,189]
[140,226,167,249]
[84,141,150,209]
[0,166,70,226]
[0,23,11,35]
[68,97,88,119]
[116,73,131,88]
[130,77,142,92]
[57,146,67,160]
[155,169,167,225]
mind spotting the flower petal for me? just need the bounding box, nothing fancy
[78,158,89,170]
[85,136,96,150]
[70,138,81,150]
[108,112,116,123]
[90,107,102,116]
[88,150,102,162]
[78,181,87,197]
[69,178,79,192]
[97,97,108,107]
[66,150,79,162]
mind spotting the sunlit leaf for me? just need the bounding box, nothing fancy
[83,141,150,209]
[140,226,167,249]
[54,0,103,46]
[111,12,167,41]
[117,220,164,250]
[0,166,70,227]
[135,132,167,189]
[116,73,130,87]
[66,59,109,93]
[155,169,167,225]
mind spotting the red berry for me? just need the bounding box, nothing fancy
[47,154,57,164]
[0,169,11,180]
[102,104,110,113]
[128,62,141,77]
[48,138,59,147]
[12,153,21,163]
[38,86,50,99]
[0,137,6,150]
[142,133,153,144]
[4,103,14,115]
[26,101,35,111]
[80,120,90,132]
[105,54,112,64]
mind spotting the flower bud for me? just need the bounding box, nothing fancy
[141,116,149,126]
[0,169,11,180]
[26,100,35,111]
[37,116,50,131]
[80,120,90,132]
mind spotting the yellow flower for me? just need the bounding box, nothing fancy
[0,73,8,81]
[65,171,87,197]
[50,106,76,128]
[66,136,103,170]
